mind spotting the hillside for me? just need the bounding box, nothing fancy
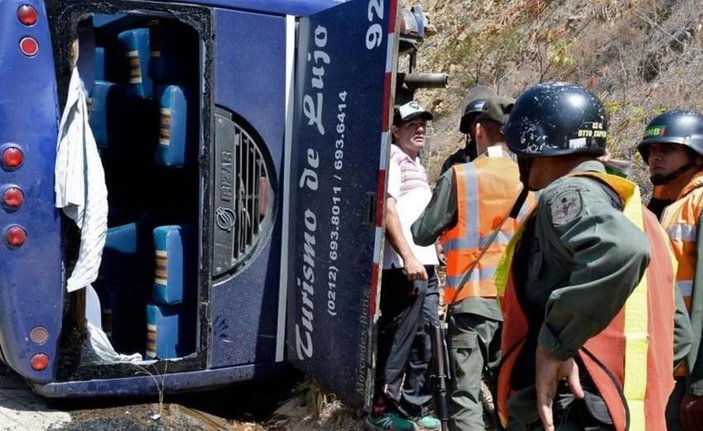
[407,0,703,195]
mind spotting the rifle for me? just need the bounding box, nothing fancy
[431,319,451,431]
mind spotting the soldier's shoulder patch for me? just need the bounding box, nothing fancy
[550,186,583,226]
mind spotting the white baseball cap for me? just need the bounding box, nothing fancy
[394,100,433,125]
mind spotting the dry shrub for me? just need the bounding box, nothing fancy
[406,0,703,194]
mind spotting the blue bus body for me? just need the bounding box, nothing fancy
[0,0,413,408]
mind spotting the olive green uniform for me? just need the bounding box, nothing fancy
[507,161,692,428]
[440,145,474,176]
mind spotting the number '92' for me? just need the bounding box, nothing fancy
[366,0,384,50]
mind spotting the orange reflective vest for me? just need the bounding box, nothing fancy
[660,172,703,376]
[440,156,528,304]
[660,172,703,312]
[495,172,676,431]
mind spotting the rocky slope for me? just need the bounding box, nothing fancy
[407,0,703,193]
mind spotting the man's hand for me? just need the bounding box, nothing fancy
[434,242,446,266]
[535,344,584,431]
[403,255,428,282]
[681,393,703,431]
[385,196,427,284]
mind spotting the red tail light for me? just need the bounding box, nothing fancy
[30,327,49,345]
[30,353,49,371]
[17,5,38,26]
[3,187,24,209]
[6,225,27,247]
[20,36,39,57]
[2,146,23,169]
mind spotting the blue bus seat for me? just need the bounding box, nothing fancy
[100,220,153,286]
[145,302,196,359]
[88,80,127,151]
[99,219,155,353]
[116,28,153,99]
[154,85,194,168]
[94,47,105,82]
[152,225,196,304]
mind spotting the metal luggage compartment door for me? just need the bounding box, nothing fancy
[284,0,397,407]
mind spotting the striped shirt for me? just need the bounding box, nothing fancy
[384,144,438,268]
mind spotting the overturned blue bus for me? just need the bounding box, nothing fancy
[0,0,441,408]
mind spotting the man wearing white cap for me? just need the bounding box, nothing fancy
[369,101,440,431]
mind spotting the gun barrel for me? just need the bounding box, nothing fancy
[432,323,451,431]
[403,73,448,89]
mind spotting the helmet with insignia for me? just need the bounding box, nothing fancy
[637,110,703,162]
[503,82,608,158]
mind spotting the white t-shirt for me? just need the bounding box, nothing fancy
[383,145,439,269]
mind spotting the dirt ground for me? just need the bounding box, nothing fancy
[1,362,503,431]
[41,373,369,431]
[56,401,367,431]
[42,375,500,431]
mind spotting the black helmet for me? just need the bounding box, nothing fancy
[459,98,487,133]
[637,110,703,162]
[504,82,607,158]
[458,85,496,134]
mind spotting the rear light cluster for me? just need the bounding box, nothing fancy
[6,5,34,241]
[2,146,27,244]
[17,5,39,57]
[13,7,44,369]
[2,145,27,245]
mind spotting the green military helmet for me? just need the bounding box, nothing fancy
[637,110,703,163]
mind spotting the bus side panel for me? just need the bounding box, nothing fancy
[208,8,286,368]
[286,0,395,406]
[173,0,337,17]
[0,0,63,382]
